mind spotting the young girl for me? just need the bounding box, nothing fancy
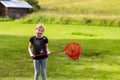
[28,24,51,80]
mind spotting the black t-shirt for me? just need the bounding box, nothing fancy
[29,36,48,59]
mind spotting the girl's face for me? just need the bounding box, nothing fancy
[35,27,44,37]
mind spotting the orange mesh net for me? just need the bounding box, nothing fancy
[64,42,82,60]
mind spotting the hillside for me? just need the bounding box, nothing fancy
[18,0,120,26]
[39,0,120,15]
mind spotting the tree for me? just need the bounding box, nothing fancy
[25,0,41,12]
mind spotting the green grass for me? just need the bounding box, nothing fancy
[0,22,120,80]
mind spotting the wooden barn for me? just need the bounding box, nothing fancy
[0,0,33,18]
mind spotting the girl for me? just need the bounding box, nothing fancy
[28,24,51,80]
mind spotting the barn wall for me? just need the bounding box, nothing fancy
[0,2,31,18]
[0,3,6,16]
[8,8,30,18]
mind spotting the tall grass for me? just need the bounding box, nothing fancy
[0,17,13,22]
[18,0,120,26]
[18,13,120,26]
[40,0,120,15]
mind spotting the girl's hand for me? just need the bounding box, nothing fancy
[47,51,51,55]
[30,54,35,58]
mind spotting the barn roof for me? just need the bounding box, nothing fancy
[0,1,33,8]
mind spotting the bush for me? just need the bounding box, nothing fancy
[0,17,14,22]
[18,13,120,27]
[25,0,41,12]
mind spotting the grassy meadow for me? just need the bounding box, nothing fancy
[16,0,120,26]
[39,0,120,15]
[0,22,120,80]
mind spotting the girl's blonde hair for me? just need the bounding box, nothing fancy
[35,24,44,31]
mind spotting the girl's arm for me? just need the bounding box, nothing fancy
[28,42,35,57]
[46,43,51,54]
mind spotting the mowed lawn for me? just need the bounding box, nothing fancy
[0,22,120,80]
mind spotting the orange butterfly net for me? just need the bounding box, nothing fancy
[28,42,82,60]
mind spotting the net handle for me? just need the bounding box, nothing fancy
[51,50,64,54]
[27,50,64,58]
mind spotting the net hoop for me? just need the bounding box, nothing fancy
[64,42,82,60]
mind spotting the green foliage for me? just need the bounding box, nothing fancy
[18,13,120,27]
[25,0,41,12]
[0,17,14,22]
